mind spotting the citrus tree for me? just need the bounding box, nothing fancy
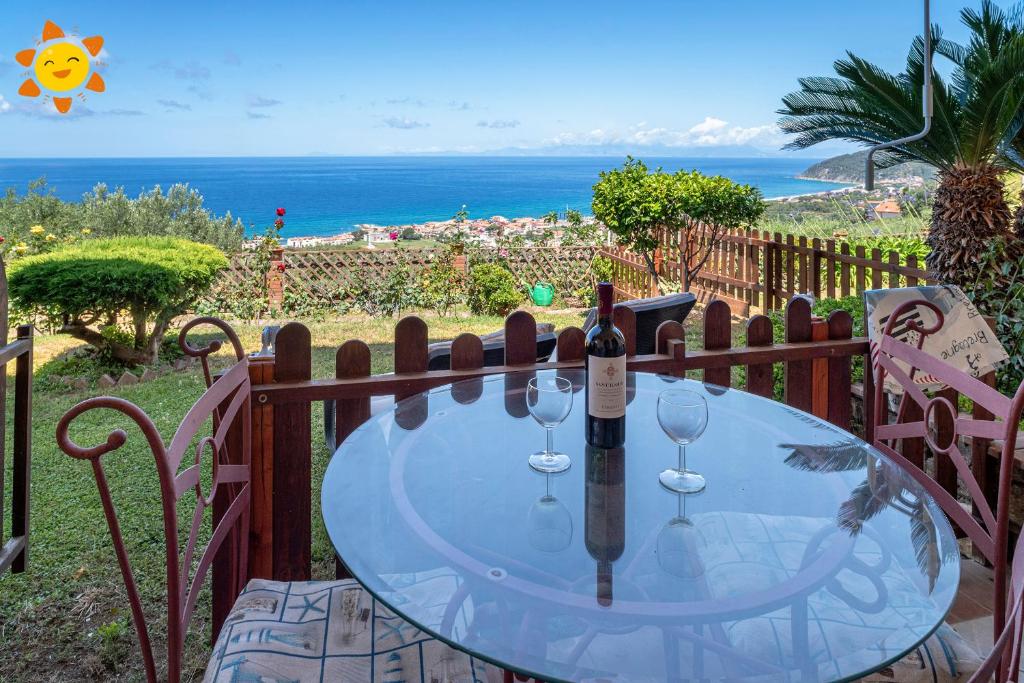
[591,158,764,290]
[9,236,227,364]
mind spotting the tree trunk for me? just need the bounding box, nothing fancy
[1015,188,1024,239]
[60,323,155,364]
[640,250,660,287]
[926,166,1012,288]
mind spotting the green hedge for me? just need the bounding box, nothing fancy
[9,236,227,317]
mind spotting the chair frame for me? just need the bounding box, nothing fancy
[871,299,1024,663]
[56,351,251,683]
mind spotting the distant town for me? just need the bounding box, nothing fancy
[245,213,605,250]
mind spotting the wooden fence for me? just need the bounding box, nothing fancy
[218,296,869,603]
[0,325,34,576]
[604,229,936,316]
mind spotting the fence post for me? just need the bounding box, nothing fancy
[10,324,32,574]
[784,297,813,412]
[271,322,311,581]
[395,316,430,428]
[811,238,822,300]
[810,317,829,420]
[745,315,774,398]
[763,231,775,311]
[826,311,853,431]
[703,300,732,387]
[248,356,274,580]
[267,246,285,310]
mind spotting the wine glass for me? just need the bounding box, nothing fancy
[657,493,705,579]
[526,375,573,473]
[657,389,709,493]
[527,475,574,553]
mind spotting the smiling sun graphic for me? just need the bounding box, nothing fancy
[15,21,105,114]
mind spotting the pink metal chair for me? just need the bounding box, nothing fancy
[57,321,499,683]
[969,526,1024,681]
[872,299,1024,677]
[56,357,252,683]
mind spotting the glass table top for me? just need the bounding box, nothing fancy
[322,371,959,683]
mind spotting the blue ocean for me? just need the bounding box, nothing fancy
[0,156,847,238]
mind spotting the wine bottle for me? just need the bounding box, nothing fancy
[585,282,626,448]
[585,445,626,607]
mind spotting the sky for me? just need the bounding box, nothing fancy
[0,0,975,158]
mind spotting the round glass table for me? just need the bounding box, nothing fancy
[322,371,959,682]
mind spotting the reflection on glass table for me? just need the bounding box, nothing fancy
[322,372,959,682]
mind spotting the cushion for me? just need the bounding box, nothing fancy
[205,578,502,683]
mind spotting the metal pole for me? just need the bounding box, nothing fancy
[865,0,932,190]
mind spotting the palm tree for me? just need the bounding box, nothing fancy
[778,1,1024,287]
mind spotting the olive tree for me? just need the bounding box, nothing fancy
[592,158,764,290]
[9,236,228,364]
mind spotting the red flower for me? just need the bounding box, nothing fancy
[276,263,286,273]
[389,231,399,241]
[0,236,5,244]
[274,218,285,228]
[276,207,286,217]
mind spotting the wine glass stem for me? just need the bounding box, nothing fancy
[546,428,554,457]
[678,444,686,473]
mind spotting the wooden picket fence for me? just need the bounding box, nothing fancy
[609,228,936,315]
[0,325,34,577]
[225,296,869,599]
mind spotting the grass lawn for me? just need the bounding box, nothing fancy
[9,305,735,681]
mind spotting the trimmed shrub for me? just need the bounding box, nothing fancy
[467,263,524,316]
[9,236,228,364]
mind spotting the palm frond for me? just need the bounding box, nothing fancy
[783,442,868,473]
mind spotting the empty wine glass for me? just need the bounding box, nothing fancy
[528,475,573,553]
[657,389,709,493]
[657,493,705,579]
[527,375,573,473]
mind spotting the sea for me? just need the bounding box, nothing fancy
[0,156,849,238]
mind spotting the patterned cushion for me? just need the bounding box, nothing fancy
[857,624,983,682]
[204,578,502,683]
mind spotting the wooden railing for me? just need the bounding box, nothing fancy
[604,228,935,315]
[0,325,34,576]
[225,297,868,598]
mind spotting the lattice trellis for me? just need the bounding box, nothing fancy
[472,247,599,294]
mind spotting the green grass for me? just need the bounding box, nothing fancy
[0,306,606,681]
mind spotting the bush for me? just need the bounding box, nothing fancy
[351,259,423,317]
[9,237,227,364]
[970,237,1024,394]
[467,263,524,316]
[420,249,465,316]
[0,179,244,253]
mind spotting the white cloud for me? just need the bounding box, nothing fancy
[543,118,785,150]
[0,95,11,113]
[383,116,429,130]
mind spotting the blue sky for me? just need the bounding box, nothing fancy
[0,0,973,158]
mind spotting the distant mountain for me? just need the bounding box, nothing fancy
[801,151,935,184]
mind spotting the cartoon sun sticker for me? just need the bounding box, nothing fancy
[15,21,105,114]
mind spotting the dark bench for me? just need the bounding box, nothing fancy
[582,292,697,355]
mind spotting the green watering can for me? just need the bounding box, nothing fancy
[530,281,554,306]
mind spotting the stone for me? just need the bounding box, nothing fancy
[98,374,116,389]
[173,358,188,372]
[117,371,139,387]
[72,378,89,391]
[140,368,158,382]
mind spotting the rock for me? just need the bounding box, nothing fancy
[173,358,189,372]
[72,378,89,391]
[140,368,158,382]
[117,371,139,387]
[98,374,116,389]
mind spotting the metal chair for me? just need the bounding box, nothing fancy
[872,299,1024,679]
[969,526,1024,681]
[57,323,499,682]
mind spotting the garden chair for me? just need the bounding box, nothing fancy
[56,354,500,682]
[967,524,1024,682]
[868,298,1024,681]
[582,291,696,355]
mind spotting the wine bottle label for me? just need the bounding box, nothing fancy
[588,355,626,418]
